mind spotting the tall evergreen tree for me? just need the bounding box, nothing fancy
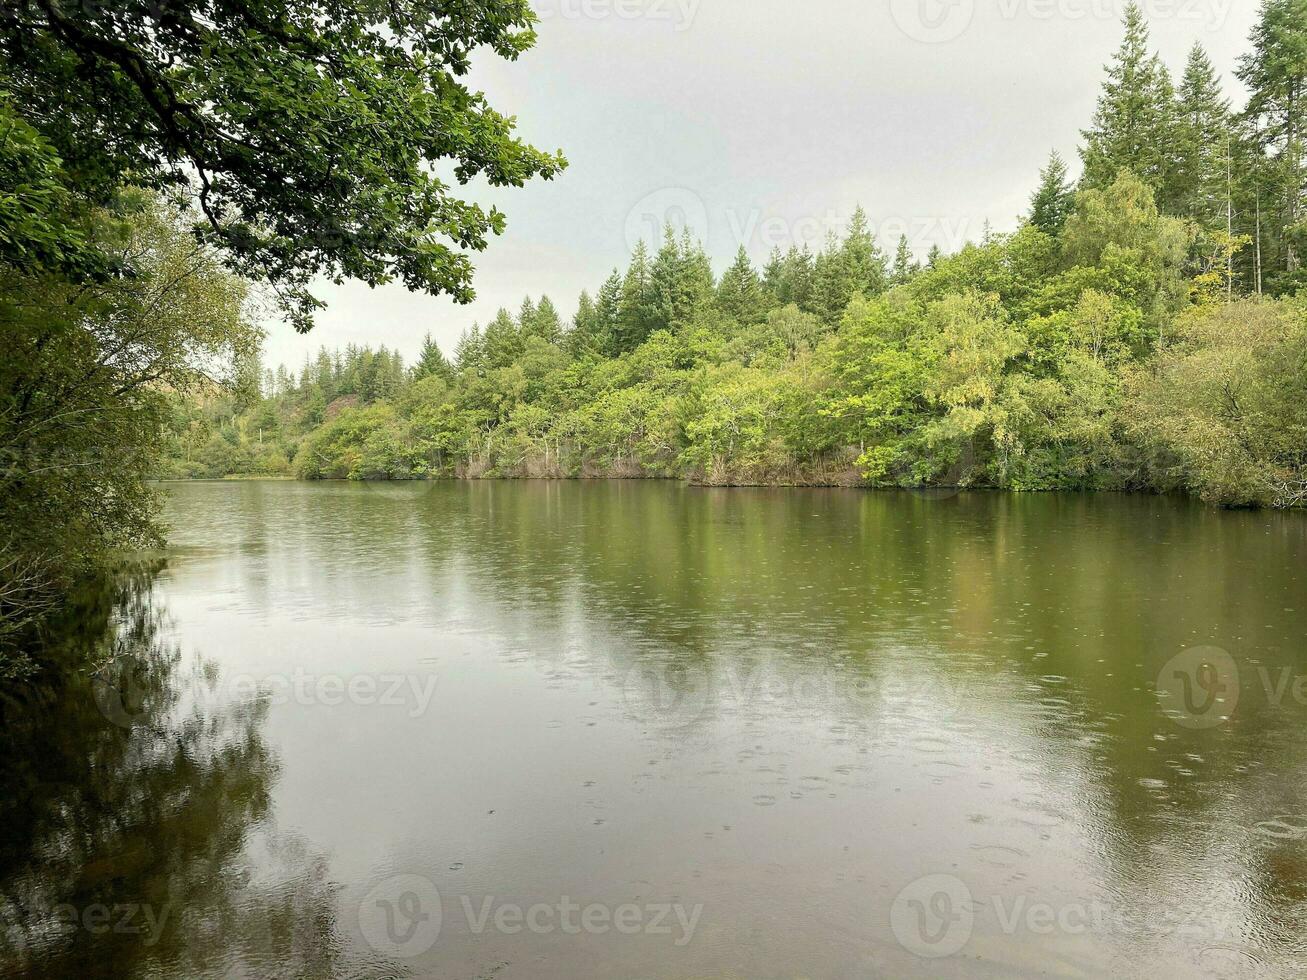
[648,224,714,333]
[1174,44,1234,227]
[454,324,485,373]
[765,245,816,311]
[528,295,563,344]
[716,245,766,324]
[481,307,523,369]
[414,332,453,382]
[1237,0,1307,280]
[811,209,888,324]
[567,290,600,357]
[616,241,655,353]
[593,270,623,357]
[1028,150,1076,234]
[840,206,889,296]
[1080,4,1179,199]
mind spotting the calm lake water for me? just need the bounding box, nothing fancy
[3,481,1307,978]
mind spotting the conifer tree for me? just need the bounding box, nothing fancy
[1081,4,1179,199]
[1174,44,1233,226]
[454,324,484,373]
[414,332,454,382]
[716,245,766,324]
[840,206,889,296]
[616,241,655,353]
[594,270,623,356]
[1028,150,1076,235]
[1238,0,1307,280]
[529,296,563,344]
[482,307,523,369]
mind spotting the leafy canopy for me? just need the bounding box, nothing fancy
[0,0,566,328]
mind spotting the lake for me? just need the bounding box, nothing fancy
[3,480,1307,978]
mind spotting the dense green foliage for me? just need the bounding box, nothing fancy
[1,193,260,668]
[172,3,1307,512]
[0,0,564,328]
[169,169,1307,509]
[0,0,560,658]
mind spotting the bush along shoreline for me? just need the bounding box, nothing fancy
[165,172,1307,509]
[162,8,1307,509]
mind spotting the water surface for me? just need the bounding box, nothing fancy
[3,481,1307,978]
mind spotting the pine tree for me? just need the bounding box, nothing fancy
[593,270,623,357]
[1028,150,1075,234]
[1174,44,1233,226]
[811,209,888,324]
[840,206,889,296]
[648,224,714,334]
[517,296,538,336]
[454,324,484,373]
[529,295,562,344]
[616,241,655,353]
[481,308,522,369]
[1238,0,1307,279]
[716,245,766,324]
[567,290,598,357]
[765,245,815,311]
[1080,3,1179,198]
[890,235,918,285]
[414,332,453,382]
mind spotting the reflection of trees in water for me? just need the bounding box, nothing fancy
[440,483,1307,962]
[0,567,377,979]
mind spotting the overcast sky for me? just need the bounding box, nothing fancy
[261,0,1259,372]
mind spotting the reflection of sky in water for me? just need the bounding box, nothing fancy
[2,481,1305,978]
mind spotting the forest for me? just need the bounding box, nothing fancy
[168,4,1307,512]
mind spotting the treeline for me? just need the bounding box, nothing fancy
[167,3,1307,510]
